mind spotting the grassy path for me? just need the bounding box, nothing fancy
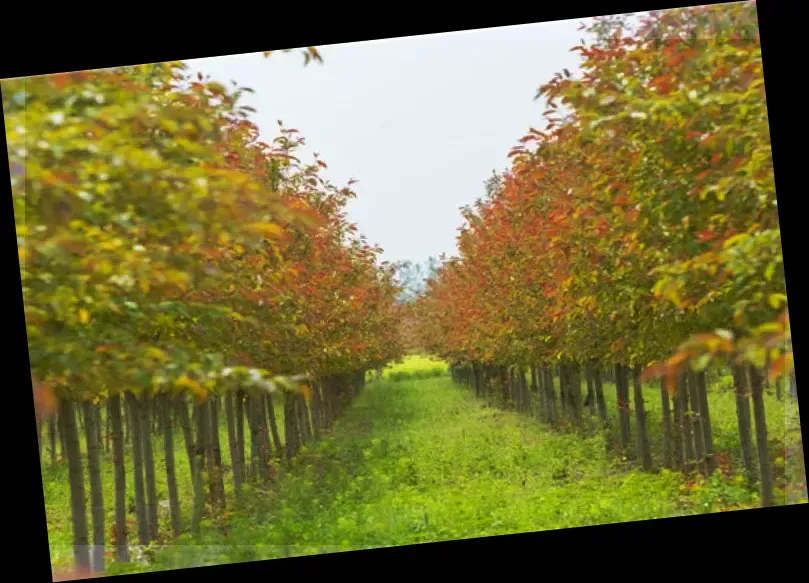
[113,370,696,573]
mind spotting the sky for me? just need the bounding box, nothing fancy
[186,19,598,266]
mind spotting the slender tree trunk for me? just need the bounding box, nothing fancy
[225,392,242,497]
[176,394,195,480]
[570,362,585,427]
[58,397,90,572]
[246,395,260,481]
[266,392,283,459]
[631,365,652,470]
[519,368,529,413]
[660,378,674,470]
[585,361,596,417]
[594,363,608,425]
[731,363,757,486]
[108,395,128,562]
[190,401,207,534]
[543,366,557,424]
[558,364,568,418]
[748,366,775,507]
[311,383,322,438]
[257,394,272,468]
[672,375,685,471]
[124,399,131,445]
[138,396,159,541]
[284,392,300,460]
[59,413,68,460]
[299,394,313,444]
[686,370,707,474]
[681,374,696,473]
[82,401,105,572]
[209,398,226,510]
[696,371,715,474]
[94,405,103,459]
[235,391,246,484]
[125,394,149,545]
[159,394,182,537]
[775,376,783,401]
[200,398,218,502]
[615,364,632,455]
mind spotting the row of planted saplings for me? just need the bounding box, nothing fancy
[449,359,778,508]
[41,370,368,574]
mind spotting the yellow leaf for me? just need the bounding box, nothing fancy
[246,222,285,238]
[79,309,90,324]
[175,375,208,401]
[768,293,787,309]
[145,347,169,361]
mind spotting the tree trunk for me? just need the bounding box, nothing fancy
[585,361,596,416]
[299,394,313,444]
[748,366,775,507]
[125,394,149,546]
[519,368,529,413]
[247,395,260,481]
[82,401,105,572]
[671,375,685,471]
[176,394,196,480]
[138,396,159,541]
[311,383,322,438]
[570,362,584,427]
[190,401,207,534]
[284,392,300,460]
[593,363,608,425]
[235,391,246,484]
[201,398,217,503]
[160,394,182,537]
[209,398,226,510]
[731,363,757,486]
[631,365,652,471]
[225,392,243,497]
[59,413,68,460]
[681,373,696,472]
[686,370,707,475]
[660,378,673,469]
[543,366,557,424]
[257,394,272,470]
[696,371,715,474]
[266,392,283,459]
[107,395,128,562]
[558,364,568,418]
[123,401,130,445]
[615,364,632,455]
[57,397,90,572]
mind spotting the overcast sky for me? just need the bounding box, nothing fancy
[186,20,597,266]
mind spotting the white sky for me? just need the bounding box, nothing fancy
[186,19,598,265]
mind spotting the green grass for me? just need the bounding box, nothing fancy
[104,364,702,574]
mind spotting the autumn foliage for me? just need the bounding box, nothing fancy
[413,3,789,392]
